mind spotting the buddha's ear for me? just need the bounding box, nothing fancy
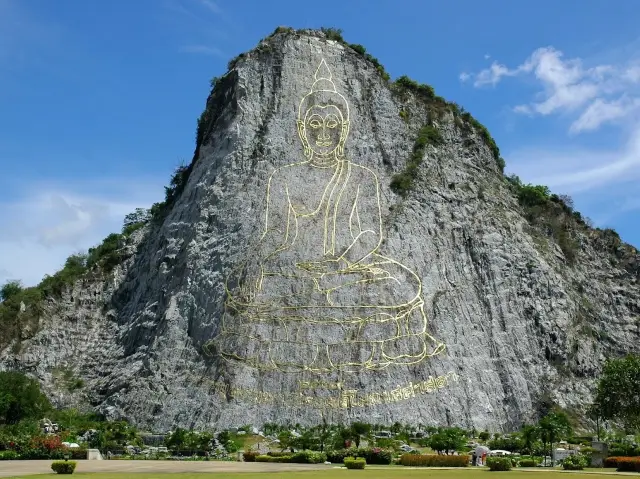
[297,120,311,158]
[340,120,350,139]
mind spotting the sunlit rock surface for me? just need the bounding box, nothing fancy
[2,29,639,432]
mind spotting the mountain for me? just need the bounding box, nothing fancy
[1,27,638,432]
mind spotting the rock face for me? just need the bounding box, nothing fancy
[2,29,639,432]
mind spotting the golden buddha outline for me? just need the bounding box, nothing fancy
[205,59,445,373]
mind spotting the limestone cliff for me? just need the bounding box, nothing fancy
[1,28,639,432]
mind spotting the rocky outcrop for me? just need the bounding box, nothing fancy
[1,28,638,432]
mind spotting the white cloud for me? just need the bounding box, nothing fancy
[472,61,518,87]
[506,121,640,235]
[459,72,470,82]
[198,0,222,14]
[570,97,640,133]
[462,46,640,133]
[507,121,640,193]
[0,178,163,287]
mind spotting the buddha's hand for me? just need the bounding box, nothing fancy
[296,258,349,275]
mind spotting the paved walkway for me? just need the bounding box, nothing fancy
[0,460,332,477]
[2,461,637,478]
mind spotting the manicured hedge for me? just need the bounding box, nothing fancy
[615,457,640,472]
[344,457,366,469]
[256,454,291,463]
[399,454,469,467]
[518,459,537,467]
[51,461,77,474]
[255,451,326,464]
[243,450,257,462]
[326,447,393,465]
[486,457,512,471]
[604,456,627,468]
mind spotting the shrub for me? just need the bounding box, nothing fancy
[391,124,442,196]
[326,447,393,465]
[395,76,436,101]
[604,456,623,468]
[0,280,23,301]
[0,450,19,460]
[266,451,289,457]
[256,454,293,463]
[399,454,469,467]
[562,454,588,470]
[243,450,257,462]
[290,450,327,464]
[486,457,512,471]
[51,461,77,474]
[320,27,344,42]
[86,233,123,272]
[616,457,640,472]
[344,456,366,469]
[518,459,537,467]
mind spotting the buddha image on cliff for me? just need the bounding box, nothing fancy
[206,59,445,373]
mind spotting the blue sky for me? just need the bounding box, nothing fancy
[1,0,639,286]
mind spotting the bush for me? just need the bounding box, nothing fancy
[604,456,625,468]
[391,123,442,196]
[51,461,77,474]
[562,454,588,470]
[518,459,537,467]
[0,450,19,460]
[290,450,327,464]
[326,447,393,465]
[266,451,289,457]
[616,457,640,472]
[399,454,469,467]
[254,451,326,464]
[243,450,257,462]
[486,457,512,471]
[256,454,293,463]
[344,456,366,469]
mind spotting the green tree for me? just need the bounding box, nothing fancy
[166,427,187,449]
[427,427,467,454]
[520,424,540,455]
[539,412,572,465]
[278,430,295,452]
[0,371,51,424]
[594,354,640,432]
[350,422,371,447]
[292,428,317,450]
[478,430,490,442]
[0,281,23,302]
[314,423,332,452]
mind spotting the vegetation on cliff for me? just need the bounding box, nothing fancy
[0,211,148,351]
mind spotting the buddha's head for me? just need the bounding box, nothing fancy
[297,59,350,161]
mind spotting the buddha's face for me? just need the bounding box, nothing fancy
[301,105,345,157]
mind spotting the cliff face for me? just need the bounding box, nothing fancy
[2,29,639,432]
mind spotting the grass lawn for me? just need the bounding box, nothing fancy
[5,469,627,479]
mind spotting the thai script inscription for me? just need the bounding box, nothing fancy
[208,371,459,410]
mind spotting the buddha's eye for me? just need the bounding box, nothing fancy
[326,119,339,129]
[308,117,322,128]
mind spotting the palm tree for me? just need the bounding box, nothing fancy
[539,412,572,466]
[521,424,540,455]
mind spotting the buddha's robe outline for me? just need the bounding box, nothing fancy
[213,157,444,372]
